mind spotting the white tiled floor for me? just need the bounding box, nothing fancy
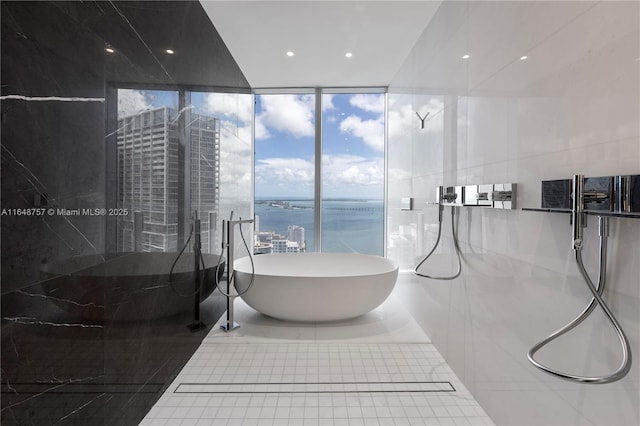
[142,285,494,425]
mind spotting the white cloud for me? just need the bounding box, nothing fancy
[335,94,386,153]
[254,117,269,140]
[387,102,415,139]
[255,154,384,198]
[350,94,385,113]
[322,94,335,111]
[118,89,152,118]
[236,124,253,146]
[339,115,385,152]
[201,92,253,123]
[255,157,315,185]
[256,94,315,139]
[218,130,253,207]
[323,154,384,187]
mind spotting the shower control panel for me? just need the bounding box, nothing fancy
[438,186,464,207]
[436,183,517,209]
[541,174,640,215]
[463,183,517,209]
[464,184,493,207]
[616,175,640,214]
[491,183,517,209]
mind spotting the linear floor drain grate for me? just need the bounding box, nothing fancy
[175,381,455,394]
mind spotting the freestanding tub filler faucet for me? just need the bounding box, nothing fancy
[218,212,254,332]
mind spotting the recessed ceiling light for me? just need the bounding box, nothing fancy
[462,54,470,59]
[165,49,175,55]
[520,55,528,60]
[286,51,295,57]
[105,47,115,54]
[345,52,353,58]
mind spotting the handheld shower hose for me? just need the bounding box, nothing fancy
[168,222,207,298]
[527,175,632,383]
[415,204,462,280]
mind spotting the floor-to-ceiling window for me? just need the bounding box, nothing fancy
[254,92,316,253]
[116,89,180,252]
[321,92,385,254]
[254,89,385,255]
[191,91,253,255]
[114,88,252,255]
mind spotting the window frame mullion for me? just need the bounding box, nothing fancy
[314,87,323,252]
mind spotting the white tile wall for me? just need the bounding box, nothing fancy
[388,1,640,425]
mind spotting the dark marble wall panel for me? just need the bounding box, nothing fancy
[1,1,107,293]
[101,1,251,88]
[1,1,245,424]
[1,2,108,424]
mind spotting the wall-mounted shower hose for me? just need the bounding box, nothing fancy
[528,188,632,383]
[415,205,462,280]
[213,211,256,298]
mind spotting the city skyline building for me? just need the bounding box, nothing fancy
[117,106,220,253]
[272,238,300,253]
[287,225,305,251]
[253,215,307,254]
[254,230,274,254]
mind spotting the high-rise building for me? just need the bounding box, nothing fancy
[254,230,274,254]
[272,238,300,253]
[117,107,220,253]
[287,225,305,252]
[189,114,221,252]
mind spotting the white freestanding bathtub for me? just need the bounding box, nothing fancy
[233,253,398,322]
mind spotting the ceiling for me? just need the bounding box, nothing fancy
[200,1,441,88]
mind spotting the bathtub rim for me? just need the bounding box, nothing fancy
[234,252,398,279]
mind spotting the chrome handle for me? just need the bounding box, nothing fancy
[490,190,512,202]
[583,190,609,202]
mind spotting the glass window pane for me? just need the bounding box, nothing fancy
[116,89,179,252]
[254,94,315,253]
[321,93,385,255]
[191,92,253,256]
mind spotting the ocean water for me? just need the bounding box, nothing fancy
[255,199,384,255]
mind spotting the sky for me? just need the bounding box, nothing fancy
[255,93,385,199]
